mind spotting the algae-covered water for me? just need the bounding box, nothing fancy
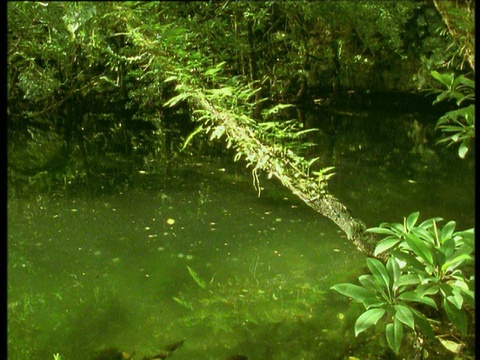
[7,111,475,360]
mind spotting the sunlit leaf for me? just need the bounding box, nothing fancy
[395,274,420,288]
[394,305,415,330]
[404,233,434,266]
[330,283,374,303]
[358,274,378,291]
[386,257,401,288]
[374,238,400,256]
[405,212,419,231]
[446,288,464,309]
[397,291,438,310]
[385,317,403,354]
[164,92,190,108]
[164,75,178,83]
[440,221,456,243]
[411,227,435,245]
[366,258,390,290]
[209,125,225,140]
[458,142,469,158]
[416,284,440,297]
[442,253,472,273]
[354,308,385,336]
[366,227,396,236]
[439,338,463,353]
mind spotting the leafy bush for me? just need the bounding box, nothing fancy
[428,71,475,159]
[331,212,474,355]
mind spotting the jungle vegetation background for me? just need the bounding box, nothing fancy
[7,1,475,359]
[7,1,474,197]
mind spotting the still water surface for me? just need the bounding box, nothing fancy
[8,110,474,360]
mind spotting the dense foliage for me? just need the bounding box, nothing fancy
[332,212,474,357]
[8,2,475,358]
[7,1,474,196]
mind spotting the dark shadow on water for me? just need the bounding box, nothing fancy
[43,297,130,360]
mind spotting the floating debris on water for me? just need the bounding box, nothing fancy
[166,218,175,225]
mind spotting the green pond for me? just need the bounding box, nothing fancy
[7,110,475,360]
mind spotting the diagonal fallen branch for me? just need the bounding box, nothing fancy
[165,76,376,255]
[194,92,376,255]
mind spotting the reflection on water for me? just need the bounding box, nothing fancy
[8,110,474,359]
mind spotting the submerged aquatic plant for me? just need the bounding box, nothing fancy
[173,265,327,335]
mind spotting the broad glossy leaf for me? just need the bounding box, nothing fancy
[385,317,403,354]
[395,274,420,288]
[457,285,474,307]
[330,283,373,302]
[440,221,456,243]
[431,70,453,87]
[365,227,396,236]
[358,274,378,291]
[417,284,440,297]
[354,308,385,336]
[397,291,438,310]
[411,227,435,245]
[442,253,472,273]
[366,258,390,290]
[447,288,464,310]
[439,238,456,259]
[363,297,387,309]
[439,338,463,353]
[391,222,406,234]
[386,257,401,287]
[374,238,400,256]
[458,142,469,158]
[418,217,443,229]
[405,233,434,266]
[443,298,467,335]
[405,212,419,231]
[395,305,415,330]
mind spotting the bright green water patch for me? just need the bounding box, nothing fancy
[8,165,367,360]
[8,135,475,359]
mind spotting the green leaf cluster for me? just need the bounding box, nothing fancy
[428,71,475,158]
[332,212,474,354]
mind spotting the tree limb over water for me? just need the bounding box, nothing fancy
[166,78,376,256]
